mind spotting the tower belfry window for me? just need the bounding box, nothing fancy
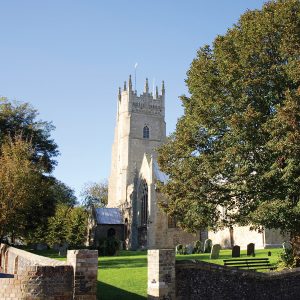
[143,126,149,139]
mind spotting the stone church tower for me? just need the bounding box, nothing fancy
[108,76,166,209]
[107,76,198,250]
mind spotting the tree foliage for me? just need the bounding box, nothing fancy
[0,137,54,242]
[80,181,108,209]
[0,97,58,172]
[47,204,87,247]
[49,178,77,207]
[0,98,79,244]
[158,0,300,262]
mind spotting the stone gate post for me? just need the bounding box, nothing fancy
[67,249,98,300]
[147,249,176,300]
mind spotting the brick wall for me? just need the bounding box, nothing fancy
[67,249,98,300]
[0,265,74,300]
[0,244,98,300]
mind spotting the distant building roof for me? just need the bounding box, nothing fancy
[95,208,123,225]
[153,160,169,184]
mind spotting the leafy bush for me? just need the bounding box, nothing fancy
[98,237,120,256]
[278,248,296,269]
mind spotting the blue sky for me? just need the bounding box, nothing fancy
[0,0,267,198]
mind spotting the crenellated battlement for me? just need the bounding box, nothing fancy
[118,75,165,116]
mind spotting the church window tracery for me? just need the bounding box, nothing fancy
[143,126,149,139]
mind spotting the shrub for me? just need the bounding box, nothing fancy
[98,237,120,256]
[278,248,295,269]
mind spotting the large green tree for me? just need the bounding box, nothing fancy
[158,0,300,264]
[0,98,78,244]
[0,97,58,172]
[47,204,87,248]
[80,180,108,209]
[0,137,54,242]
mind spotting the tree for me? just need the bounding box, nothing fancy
[158,0,300,265]
[66,207,88,247]
[49,179,77,207]
[0,136,54,243]
[47,204,70,247]
[0,97,58,172]
[80,181,108,209]
[47,204,88,248]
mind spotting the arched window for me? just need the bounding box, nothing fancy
[140,179,148,226]
[143,126,149,139]
[107,228,116,238]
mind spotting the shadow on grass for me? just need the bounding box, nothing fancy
[98,281,146,300]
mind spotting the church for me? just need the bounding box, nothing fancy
[89,75,287,251]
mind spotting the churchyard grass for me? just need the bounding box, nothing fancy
[30,248,282,300]
[176,248,282,269]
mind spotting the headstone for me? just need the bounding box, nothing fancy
[210,244,221,259]
[59,243,68,256]
[193,240,203,254]
[186,244,194,255]
[176,244,183,254]
[247,243,255,256]
[204,239,212,253]
[36,243,48,251]
[232,245,240,258]
[52,243,60,251]
[282,241,292,251]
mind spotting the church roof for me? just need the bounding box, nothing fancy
[153,160,169,184]
[95,208,123,225]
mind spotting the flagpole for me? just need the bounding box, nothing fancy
[134,63,138,92]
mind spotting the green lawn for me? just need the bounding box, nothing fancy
[98,250,147,300]
[30,248,283,300]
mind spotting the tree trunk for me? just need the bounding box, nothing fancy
[291,233,300,267]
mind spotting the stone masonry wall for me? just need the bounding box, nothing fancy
[176,260,300,300]
[0,244,98,300]
[148,249,175,300]
[147,249,300,300]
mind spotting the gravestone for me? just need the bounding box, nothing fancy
[232,245,240,258]
[204,239,212,253]
[36,243,48,251]
[186,244,194,255]
[282,241,292,251]
[194,240,203,254]
[210,244,221,259]
[176,244,184,254]
[247,243,255,256]
[59,243,68,256]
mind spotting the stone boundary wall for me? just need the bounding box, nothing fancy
[176,260,300,300]
[0,244,98,300]
[147,249,300,300]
